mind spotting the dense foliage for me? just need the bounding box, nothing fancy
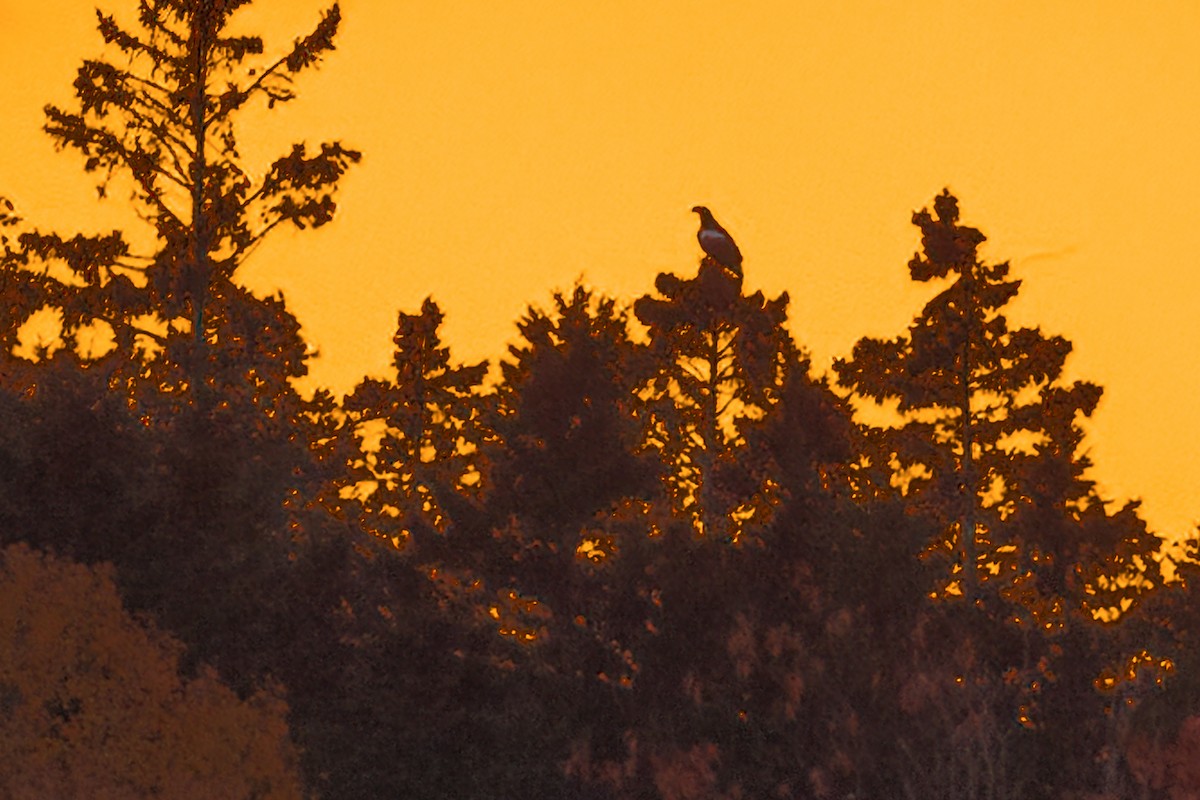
[1,2,1197,798]
[0,543,303,799]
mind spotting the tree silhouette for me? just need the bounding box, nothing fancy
[634,257,793,540]
[325,297,601,800]
[835,190,1155,608]
[835,189,1164,796]
[338,297,489,556]
[6,0,358,394]
[482,287,666,794]
[491,286,658,544]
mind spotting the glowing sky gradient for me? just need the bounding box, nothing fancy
[1,1,1198,539]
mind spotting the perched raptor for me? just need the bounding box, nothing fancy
[692,206,743,275]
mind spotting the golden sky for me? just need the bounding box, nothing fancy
[1,1,1198,539]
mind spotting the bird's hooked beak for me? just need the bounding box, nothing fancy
[691,205,707,215]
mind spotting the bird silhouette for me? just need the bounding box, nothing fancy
[692,206,743,275]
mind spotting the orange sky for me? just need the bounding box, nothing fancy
[1,1,1198,540]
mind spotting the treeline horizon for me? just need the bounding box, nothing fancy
[3,2,1200,799]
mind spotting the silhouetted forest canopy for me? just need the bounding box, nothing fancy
[3,2,1200,799]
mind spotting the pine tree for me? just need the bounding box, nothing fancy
[338,298,489,557]
[7,0,358,396]
[834,190,1163,796]
[491,286,657,539]
[476,288,665,790]
[634,257,794,541]
[485,285,657,598]
[834,189,1155,609]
